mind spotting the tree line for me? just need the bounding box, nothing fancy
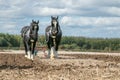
[60,36,120,52]
[0,33,120,52]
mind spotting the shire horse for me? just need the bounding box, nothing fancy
[45,16,62,59]
[21,20,39,60]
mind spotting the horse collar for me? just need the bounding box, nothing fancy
[52,36,56,38]
[31,39,34,42]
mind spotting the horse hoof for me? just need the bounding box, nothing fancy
[31,55,34,60]
[50,56,55,60]
[25,55,28,58]
[27,56,31,59]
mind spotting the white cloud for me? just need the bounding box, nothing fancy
[61,16,120,37]
[0,0,120,18]
[104,7,120,16]
[32,7,66,16]
[61,16,120,27]
[0,22,17,34]
[0,0,120,37]
[1,22,16,29]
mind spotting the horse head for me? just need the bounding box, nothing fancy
[51,16,59,37]
[30,20,39,41]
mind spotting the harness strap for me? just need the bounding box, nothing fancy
[51,35,56,46]
[53,38,56,46]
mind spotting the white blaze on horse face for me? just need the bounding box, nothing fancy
[34,26,37,29]
[53,21,57,28]
[33,26,38,36]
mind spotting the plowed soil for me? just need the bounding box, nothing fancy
[0,51,120,80]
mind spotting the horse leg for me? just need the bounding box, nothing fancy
[50,39,56,59]
[51,46,55,59]
[55,39,61,58]
[47,42,51,58]
[31,42,36,60]
[24,41,28,58]
[55,45,59,58]
[26,41,31,59]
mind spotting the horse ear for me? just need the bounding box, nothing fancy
[56,16,59,19]
[37,20,39,24]
[32,20,34,22]
[51,16,53,19]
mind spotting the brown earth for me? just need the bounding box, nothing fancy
[0,52,120,80]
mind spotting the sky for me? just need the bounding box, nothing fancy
[0,0,120,38]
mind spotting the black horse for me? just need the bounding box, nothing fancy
[45,16,62,59]
[21,20,39,60]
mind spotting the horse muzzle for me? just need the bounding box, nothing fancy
[52,31,57,35]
